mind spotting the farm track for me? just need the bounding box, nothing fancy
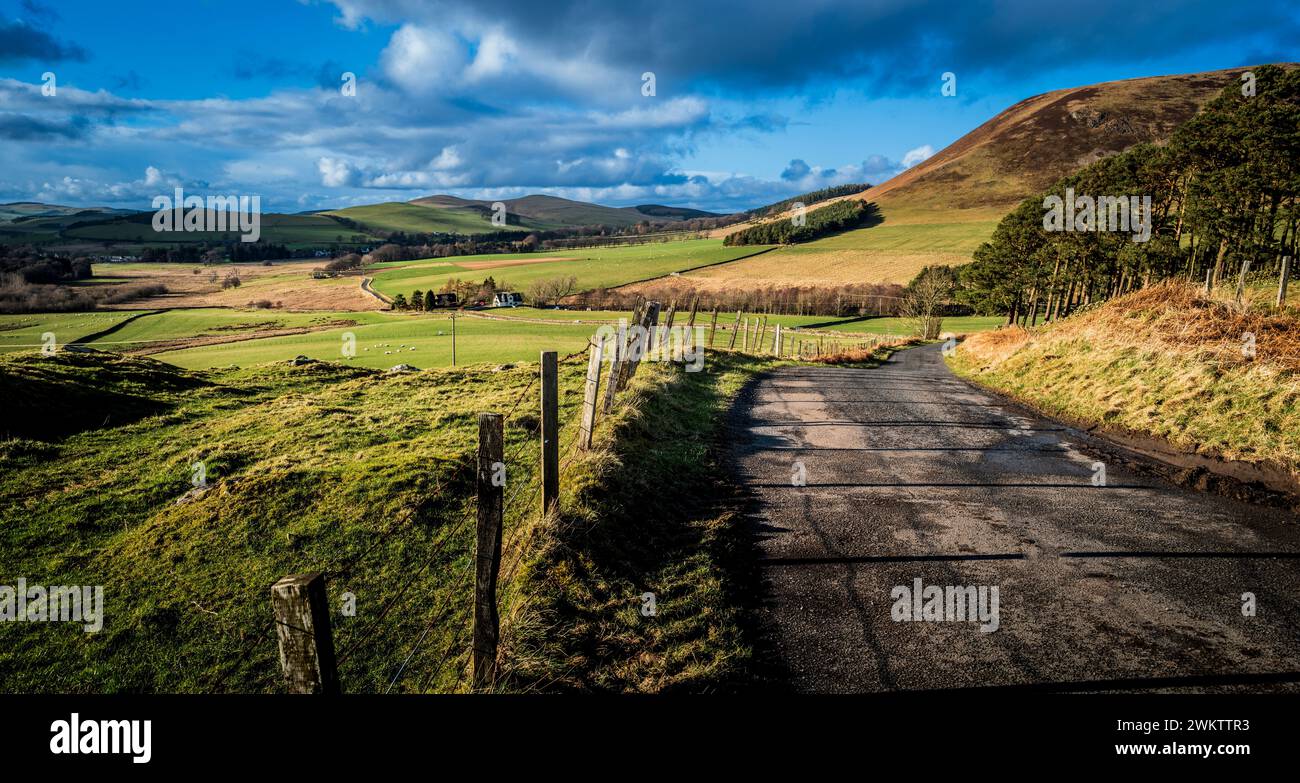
[729,342,1300,692]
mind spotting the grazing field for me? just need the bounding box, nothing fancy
[687,207,998,288]
[368,240,766,300]
[154,313,600,370]
[624,205,999,298]
[84,308,393,353]
[0,350,596,692]
[0,311,141,352]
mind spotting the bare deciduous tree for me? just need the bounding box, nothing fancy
[527,275,578,306]
[900,266,955,339]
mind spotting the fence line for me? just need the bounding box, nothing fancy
[265,301,909,693]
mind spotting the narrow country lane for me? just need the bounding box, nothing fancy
[728,343,1300,692]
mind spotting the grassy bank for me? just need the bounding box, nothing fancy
[0,331,804,693]
[501,350,786,692]
[948,283,1300,483]
[0,350,591,693]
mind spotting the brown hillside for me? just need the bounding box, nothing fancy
[864,65,1292,212]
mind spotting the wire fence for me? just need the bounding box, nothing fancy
[212,303,888,694]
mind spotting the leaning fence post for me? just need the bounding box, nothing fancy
[625,301,660,382]
[540,351,559,515]
[1279,256,1292,309]
[602,319,627,413]
[727,311,741,349]
[473,413,504,689]
[707,309,719,347]
[578,338,604,450]
[271,572,339,694]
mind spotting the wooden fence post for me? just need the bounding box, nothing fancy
[1279,255,1292,309]
[659,302,676,360]
[627,301,660,381]
[727,311,741,349]
[1236,257,1254,305]
[741,318,750,351]
[578,337,604,450]
[707,309,719,347]
[773,325,782,356]
[540,351,559,515]
[473,413,504,689]
[271,572,339,694]
[686,297,699,328]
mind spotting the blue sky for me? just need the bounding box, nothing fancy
[1,0,1296,214]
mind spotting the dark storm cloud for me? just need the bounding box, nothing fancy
[0,5,87,64]
[0,112,88,140]
[331,0,1300,95]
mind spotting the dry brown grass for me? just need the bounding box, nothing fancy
[953,281,1300,476]
[97,261,384,311]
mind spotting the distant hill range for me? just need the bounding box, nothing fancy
[862,65,1294,213]
[0,193,724,251]
[0,202,137,224]
[329,193,720,233]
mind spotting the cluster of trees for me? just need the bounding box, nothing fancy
[725,200,880,246]
[393,290,446,311]
[137,242,297,263]
[750,183,871,219]
[573,281,904,317]
[959,64,1300,323]
[322,253,363,272]
[0,245,167,313]
[391,276,513,310]
[0,245,93,283]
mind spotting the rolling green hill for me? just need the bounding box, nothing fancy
[412,193,720,228]
[56,211,378,250]
[323,202,539,234]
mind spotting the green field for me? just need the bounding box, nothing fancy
[0,349,598,692]
[154,313,599,370]
[369,240,767,300]
[323,202,537,235]
[697,205,1000,285]
[65,213,376,248]
[85,309,391,349]
[0,311,141,352]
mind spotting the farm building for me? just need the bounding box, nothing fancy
[492,292,523,307]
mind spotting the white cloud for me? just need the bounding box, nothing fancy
[380,25,466,94]
[902,144,935,168]
[317,156,357,187]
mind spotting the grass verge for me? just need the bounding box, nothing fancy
[948,282,1300,489]
[500,351,787,692]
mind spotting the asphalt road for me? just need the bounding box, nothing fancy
[727,342,1300,692]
